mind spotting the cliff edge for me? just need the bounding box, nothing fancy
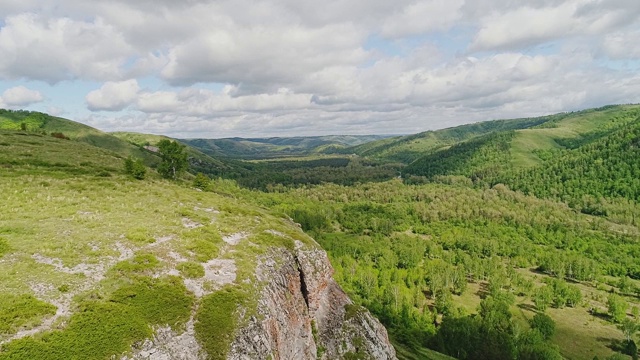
[229,241,396,360]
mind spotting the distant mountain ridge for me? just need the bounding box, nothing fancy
[180,135,391,159]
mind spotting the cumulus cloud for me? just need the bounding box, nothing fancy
[1,86,44,106]
[160,23,368,89]
[1,0,640,136]
[86,80,140,111]
[0,13,133,82]
[470,0,640,51]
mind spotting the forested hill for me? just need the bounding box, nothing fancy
[180,134,389,159]
[400,104,640,224]
[340,104,640,165]
[333,114,556,163]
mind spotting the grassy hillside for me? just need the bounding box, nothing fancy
[509,104,640,169]
[343,104,640,167]
[3,104,640,360]
[0,128,315,359]
[0,110,158,166]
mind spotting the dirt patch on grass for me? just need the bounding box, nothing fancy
[182,218,202,229]
[183,259,237,298]
[121,317,204,360]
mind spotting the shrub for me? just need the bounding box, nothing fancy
[0,276,192,360]
[193,173,211,190]
[608,294,629,323]
[50,132,70,140]
[110,276,193,327]
[124,156,147,180]
[530,313,556,340]
[109,253,160,277]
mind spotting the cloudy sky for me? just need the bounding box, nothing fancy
[0,0,639,138]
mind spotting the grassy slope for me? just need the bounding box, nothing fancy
[509,104,640,169]
[0,129,314,359]
[0,111,159,166]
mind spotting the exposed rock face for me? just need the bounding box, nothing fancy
[229,242,397,360]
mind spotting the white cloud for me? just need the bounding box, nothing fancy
[160,22,369,89]
[0,13,133,82]
[470,0,640,51]
[1,0,640,137]
[601,31,640,59]
[1,85,43,106]
[86,80,140,111]
[381,0,464,38]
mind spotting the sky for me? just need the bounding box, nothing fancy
[0,0,639,138]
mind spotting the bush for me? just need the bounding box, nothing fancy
[125,228,155,244]
[50,132,69,140]
[124,156,147,180]
[193,173,211,190]
[608,294,629,323]
[530,313,556,340]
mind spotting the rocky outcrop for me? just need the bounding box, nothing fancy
[229,241,397,360]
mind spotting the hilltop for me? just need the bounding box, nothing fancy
[0,125,396,359]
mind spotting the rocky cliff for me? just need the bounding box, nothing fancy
[229,241,396,360]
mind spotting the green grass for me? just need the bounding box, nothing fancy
[0,295,56,336]
[510,130,563,168]
[195,286,250,360]
[176,261,205,279]
[0,237,10,257]
[125,228,156,244]
[0,275,193,360]
[0,301,149,360]
[110,276,194,327]
[109,253,161,278]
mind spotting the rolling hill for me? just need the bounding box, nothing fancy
[0,109,159,166]
[180,135,389,159]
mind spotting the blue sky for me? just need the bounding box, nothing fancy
[0,0,639,138]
